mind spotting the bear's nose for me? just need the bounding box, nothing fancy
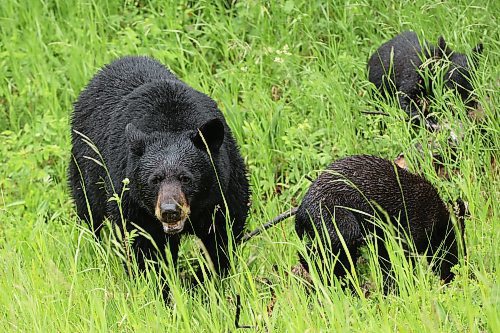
[160,203,181,222]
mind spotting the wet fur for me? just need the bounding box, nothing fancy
[368,31,482,124]
[295,155,465,291]
[68,56,250,286]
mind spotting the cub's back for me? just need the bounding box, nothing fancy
[298,155,448,235]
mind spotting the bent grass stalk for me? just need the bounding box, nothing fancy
[74,130,137,278]
[0,1,497,331]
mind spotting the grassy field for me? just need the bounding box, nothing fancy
[0,0,498,331]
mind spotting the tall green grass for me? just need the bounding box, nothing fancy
[0,0,498,331]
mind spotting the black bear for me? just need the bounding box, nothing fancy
[367,31,482,127]
[68,56,250,284]
[295,155,465,291]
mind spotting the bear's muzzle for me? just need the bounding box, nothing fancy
[155,183,190,234]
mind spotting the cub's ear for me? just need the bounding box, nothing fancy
[125,123,147,156]
[192,118,225,154]
[470,43,483,68]
[436,36,448,58]
[473,43,483,55]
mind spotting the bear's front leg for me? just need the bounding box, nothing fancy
[132,233,180,272]
[399,95,439,131]
[132,233,180,300]
[398,94,421,123]
[198,217,233,281]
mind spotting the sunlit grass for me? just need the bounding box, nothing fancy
[0,0,498,331]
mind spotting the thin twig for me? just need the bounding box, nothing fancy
[240,207,298,243]
[234,294,254,329]
[360,110,390,116]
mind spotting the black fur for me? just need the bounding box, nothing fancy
[368,31,482,124]
[295,155,465,290]
[68,56,250,285]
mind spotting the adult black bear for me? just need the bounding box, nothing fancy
[367,31,482,127]
[295,155,465,291]
[68,56,250,283]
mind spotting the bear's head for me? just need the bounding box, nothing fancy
[125,118,225,234]
[436,36,483,107]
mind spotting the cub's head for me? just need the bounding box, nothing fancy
[125,118,225,234]
[436,36,483,107]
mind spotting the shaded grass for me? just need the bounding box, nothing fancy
[0,0,498,331]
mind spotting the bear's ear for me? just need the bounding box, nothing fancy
[470,43,483,68]
[125,123,147,156]
[473,43,483,55]
[192,118,225,154]
[436,36,448,58]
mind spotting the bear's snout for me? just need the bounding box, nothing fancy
[155,183,191,234]
[160,203,181,222]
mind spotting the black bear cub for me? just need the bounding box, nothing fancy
[68,56,250,284]
[295,155,465,290]
[368,31,482,126]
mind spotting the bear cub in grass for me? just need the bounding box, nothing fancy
[295,155,465,290]
[68,56,250,281]
[368,31,482,127]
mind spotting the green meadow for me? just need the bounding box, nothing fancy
[0,0,498,331]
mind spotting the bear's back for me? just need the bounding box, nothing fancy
[369,31,423,65]
[93,56,176,90]
[73,56,177,118]
[299,155,448,235]
[367,31,428,91]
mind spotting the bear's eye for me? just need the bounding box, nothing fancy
[150,175,163,186]
[179,175,191,185]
